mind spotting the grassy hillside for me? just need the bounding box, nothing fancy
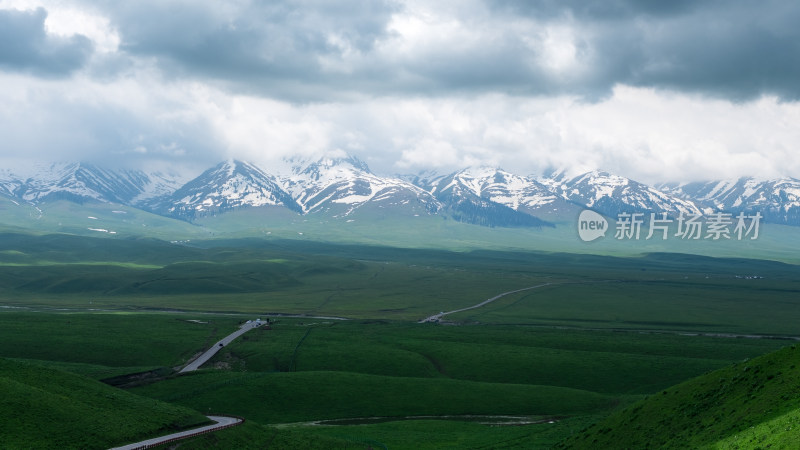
[208,321,785,395]
[4,196,800,263]
[559,345,800,448]
[131,370,616,424]
[0,358,209,449]
[0,198,209,240]
[195,206,800,263]
[0,312,240,377]
[175,421,372,449]
[0,310,787,448]
[2,232,799,447]
[179,417,596,449]
[3,233,800,333]
[715,407,800,449]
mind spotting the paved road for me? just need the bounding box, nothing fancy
[110,415,242,450]
[180,322,262,373]
[420,283,554,323]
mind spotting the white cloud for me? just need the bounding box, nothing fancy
[1,0,800,185]
[559,86,800,182]
[0,0,120,52]
[192,89,333,165]
[397,139,461,169]
[3,63,799,184]
[43,5,118,53]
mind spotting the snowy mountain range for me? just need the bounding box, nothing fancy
[1,156,799,228]
[144,160,302,219]
[659,178,800,225]
[543,170,704,218]
[280,155,440,217]
[409,167,566,227]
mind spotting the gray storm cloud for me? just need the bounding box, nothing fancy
[1,0,799,182]
[0,7,92,76]
[65,0,800,102]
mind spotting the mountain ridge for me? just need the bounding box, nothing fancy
[1,156,798,228]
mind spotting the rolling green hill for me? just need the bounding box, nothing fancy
[4,232,800,330]
[132,370,616,425]
[0,358,209,449]
[0,198,209,240]
[4,195,800,264]
[558,345,800,448]
[3,230,800,447]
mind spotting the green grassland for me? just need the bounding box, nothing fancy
[559,344,800,449]
[450,277,800,335]
[0,358,209,449]
[0,308,789,447]
[194,205,800,263]
[132,370,616,423]
[125,318,792,448]
[0,311,241,378]
[178,415,601,449]
[3,232,800,330]
[174,421,380,449]
[4,198,800,263]
[285,416,600,450]
[209,321,785,394]
[0,198,210,240]
[2,231,800,447]
[715,407,800,449]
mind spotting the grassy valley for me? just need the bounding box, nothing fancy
[0,231,799,448]
[560,344,800,448]
[0,358,209,449]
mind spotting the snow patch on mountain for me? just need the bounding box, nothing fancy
[2,156,799,227]
[279,155,440,216]
[410,167,554,227]
[660,177,800,224]
[149,160,301,219]
[544,170,703,218]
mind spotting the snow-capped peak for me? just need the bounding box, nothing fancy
[2,161,154,204]
[4,156,800,228]
[541,169,702,217]
[147,159,300,219]
[278,154,438,215]
[660,176,800,224]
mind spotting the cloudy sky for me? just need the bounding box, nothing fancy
[1,0,799,183]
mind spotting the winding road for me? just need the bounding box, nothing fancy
[110,415,243,450]
[180,321,262,373]
[109,321,260,449]
[419,282,554,323]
